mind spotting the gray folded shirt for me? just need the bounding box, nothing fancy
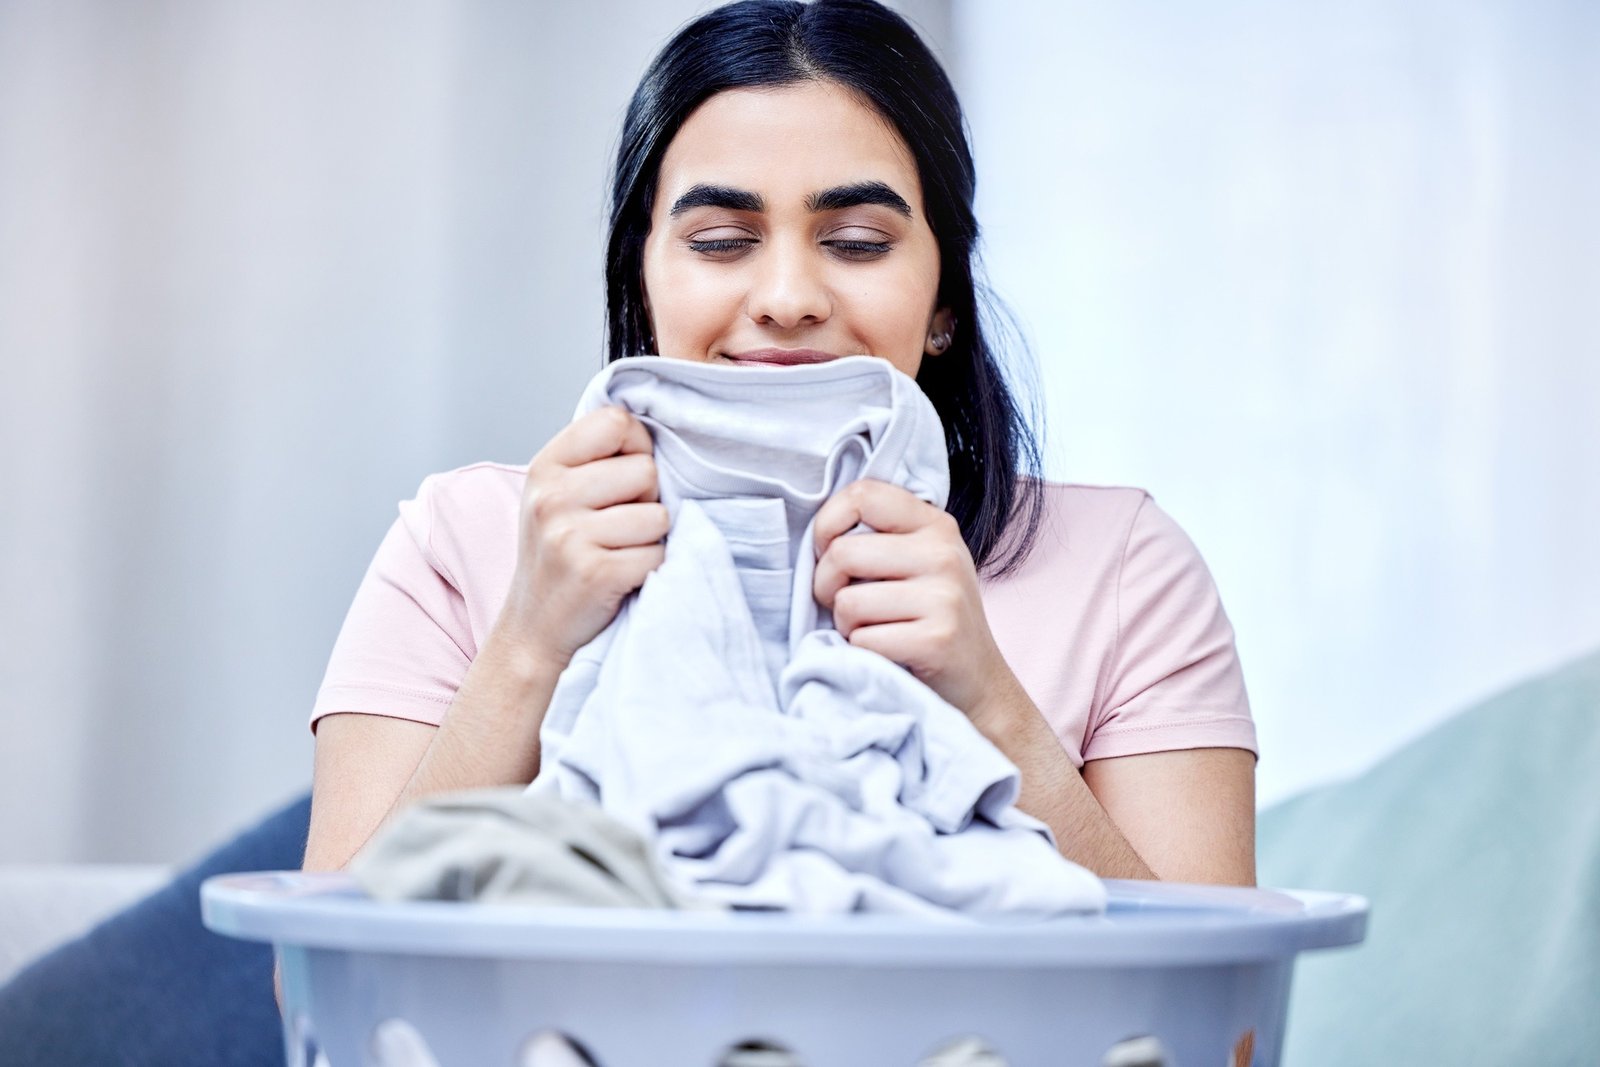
[349,786,708,910]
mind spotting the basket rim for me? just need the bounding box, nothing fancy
[201,872,1368,968]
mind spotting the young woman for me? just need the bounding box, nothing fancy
[0,2,1256,1063]
[305,0,1256,888]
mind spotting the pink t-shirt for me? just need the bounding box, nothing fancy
[312,464,1257,766]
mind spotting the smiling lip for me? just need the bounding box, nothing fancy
[724,348,840,366]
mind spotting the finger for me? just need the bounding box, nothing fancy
[830,579,923,636]
[812,479,944,558]
[566,453,660,508]
[813,531,930,607]
[605,542,667,591]
[547,406,653,467]
[586,502,671,549]
[843,619,935,673]
[612,411,655,455]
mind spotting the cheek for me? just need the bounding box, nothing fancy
[852,267,937,364]
[642,251,735,357]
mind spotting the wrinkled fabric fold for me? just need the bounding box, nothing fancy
[533,356,1105,917]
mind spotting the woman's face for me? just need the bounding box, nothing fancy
[641,80,952,378]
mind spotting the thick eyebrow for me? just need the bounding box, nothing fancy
[668,184,765,217]
[806,181,912,218]
[666,180,913,219]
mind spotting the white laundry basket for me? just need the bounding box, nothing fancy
[201,872,1366,1067]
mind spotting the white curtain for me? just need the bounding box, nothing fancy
[956,0,1600,804]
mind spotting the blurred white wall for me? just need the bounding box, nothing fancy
[0,0,722,862]
[957,0,1600,805]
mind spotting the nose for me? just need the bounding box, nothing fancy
[744,236,831,330]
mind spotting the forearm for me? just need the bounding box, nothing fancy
[971,678,1157,881]
[394,626,562,806]
[302,622,568,875]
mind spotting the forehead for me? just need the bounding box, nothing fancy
[655,81,923,210]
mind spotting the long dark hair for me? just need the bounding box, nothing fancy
[605,0,1043,575]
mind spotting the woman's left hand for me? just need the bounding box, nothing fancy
[812,478,1020,723]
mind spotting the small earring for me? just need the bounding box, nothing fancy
[929,332,951,353]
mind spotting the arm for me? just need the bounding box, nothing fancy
[292,643,575,1012]
[302,406,668,873]
[1081,747,1256,885]
[971,673,1255,883]
[812,479,1256,885]
[301,634,562,872]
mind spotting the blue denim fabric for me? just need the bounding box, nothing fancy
[0,793,311,1067]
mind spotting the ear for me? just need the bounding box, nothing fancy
[923,307,957,357]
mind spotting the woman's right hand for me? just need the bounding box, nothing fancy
[496,405,669,670]
[303,408,663,880]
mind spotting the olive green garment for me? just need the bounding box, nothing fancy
[349,787,710,910]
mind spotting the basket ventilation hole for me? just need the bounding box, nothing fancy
[1102,1035,1172,1067]
[521,1030,602,1067]
[286,1013,320,1067]
[918,1035,1010,1066]
[715,1039,804,1066]
[370,1018,441,1067]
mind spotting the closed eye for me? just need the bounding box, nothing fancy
[685,236,894,261]
[687,237,757,257]
[824,239,892,260]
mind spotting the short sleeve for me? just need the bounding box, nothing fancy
[309,480,475,732]
[1083,497,1258,761]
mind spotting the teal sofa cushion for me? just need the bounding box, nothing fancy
[1258,649,1600,1065]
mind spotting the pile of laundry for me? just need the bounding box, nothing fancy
[353,356,1104,921]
